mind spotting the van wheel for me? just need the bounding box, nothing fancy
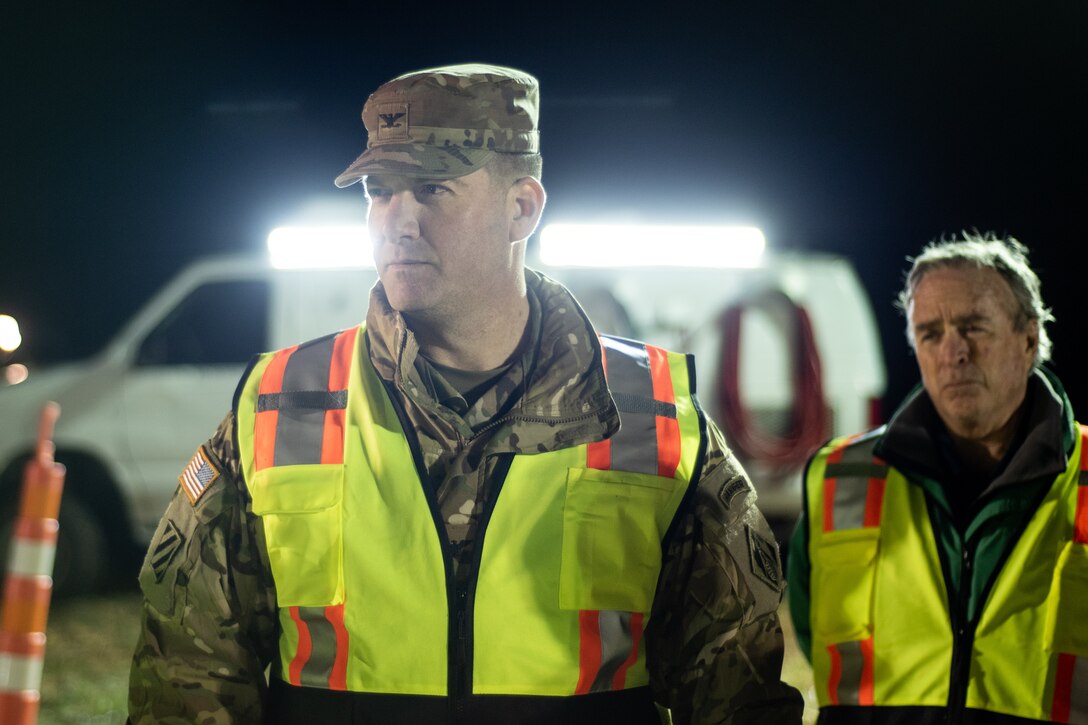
[0,494,109,597]
[51,495,110,595]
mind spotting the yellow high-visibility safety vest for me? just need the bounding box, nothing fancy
[234,325,705,697]
[805,427,1088,721]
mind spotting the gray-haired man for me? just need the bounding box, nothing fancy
[789,232,1086,723]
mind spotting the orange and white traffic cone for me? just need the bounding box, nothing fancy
[0,402,64,725]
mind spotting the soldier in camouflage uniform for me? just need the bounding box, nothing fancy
[129,64,803,724]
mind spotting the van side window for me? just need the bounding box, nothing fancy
[135,280,270,366]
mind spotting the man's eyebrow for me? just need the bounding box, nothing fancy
[913,312,989,332]
[363,175,462,191]
[913,319,941,335]
[951,312,989,326]
[423,176,465,187]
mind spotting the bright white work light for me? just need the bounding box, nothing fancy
[267,226,374,269]
[538,224,765,268]
[0,314,22,353]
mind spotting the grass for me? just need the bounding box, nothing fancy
[27,588,819,724]
[37,586,142,724]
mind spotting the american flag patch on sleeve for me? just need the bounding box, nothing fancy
[179,447,220,506]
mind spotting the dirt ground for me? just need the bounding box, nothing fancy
[33,588,818,724]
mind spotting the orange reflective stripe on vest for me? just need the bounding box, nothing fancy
[288,604,350,690]
[822,434,887,533]
[587,337,682,477]
[577,336,682,694]
[285,600,348,687]
[574,610,644,695]
[251,328,358,690]
[826,638,876,707]
[253,328,358,470]
[820,433,886,705]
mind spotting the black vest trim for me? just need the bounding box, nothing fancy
[611,391,677,419]
[265,677,660,725]
[257,389,348,412]
[816,704,1054,725]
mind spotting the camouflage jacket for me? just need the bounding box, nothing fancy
[128,270,803,724]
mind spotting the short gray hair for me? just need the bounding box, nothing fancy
[487,152,542,186]
[895,231,1054,367]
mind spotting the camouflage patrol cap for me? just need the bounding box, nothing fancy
[334,63,540,187]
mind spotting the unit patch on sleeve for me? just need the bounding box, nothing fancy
[179,447,220,506]
[718,475,750,510]
[150,520,183,583]
[747,524,783,592]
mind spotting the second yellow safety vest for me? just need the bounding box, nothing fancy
[804,427,1088,722]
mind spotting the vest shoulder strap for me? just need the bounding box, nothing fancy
[820,427,889,532]
[590,335,698,480]
[243,326,360,471]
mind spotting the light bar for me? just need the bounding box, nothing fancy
[538,224,765,268]
[267,226,374,269]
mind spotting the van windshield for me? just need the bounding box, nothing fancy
[135,280,270,366]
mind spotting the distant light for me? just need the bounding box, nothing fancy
[4,363,28,385]
[0,314,22,352]
[267,226,374,269]
[538,224,765,268]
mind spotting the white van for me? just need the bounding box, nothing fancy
[0,257,379,592]
[0,249,884,592]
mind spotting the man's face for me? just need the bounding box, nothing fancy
[909,265,1037,442]
[364,167,514,319]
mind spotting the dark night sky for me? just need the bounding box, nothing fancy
[1,2,1085,415]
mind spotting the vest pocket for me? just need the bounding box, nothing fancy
[1045,541,1088,655]
[249,464,345,607]
[559,468,677,613]
[812,528,880,643]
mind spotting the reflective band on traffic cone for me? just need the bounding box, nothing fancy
[7,519,59,580]
[0,631,45,725]
[0,403,64,725]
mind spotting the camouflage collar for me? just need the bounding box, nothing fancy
[364,269,619,453]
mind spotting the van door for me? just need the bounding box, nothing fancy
[272,268,377,347]
[120,278,271,541]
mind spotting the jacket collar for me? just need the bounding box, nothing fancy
[875,368,1074,493]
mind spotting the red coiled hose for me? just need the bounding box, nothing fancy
[717,290,829,472]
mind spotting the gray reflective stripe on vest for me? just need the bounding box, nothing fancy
[267,335,344,467]
[832,640,865,705]
[589,610,636,693]
[600,336,667,476]
[296,606,339,688]
[825,437,887,531]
